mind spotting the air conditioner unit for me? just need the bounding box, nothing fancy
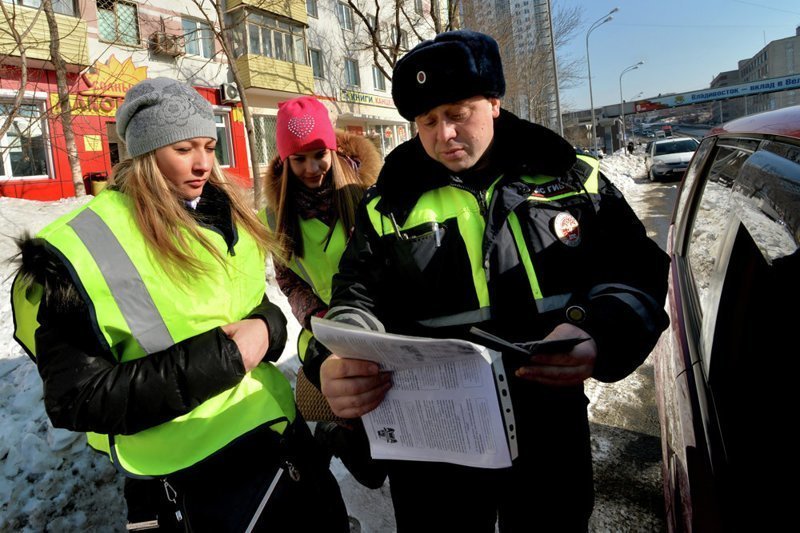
[220,82,241,104]
[149,32,184,57]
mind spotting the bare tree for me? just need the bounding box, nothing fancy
[345,0,461,80]
[0,1,35,142]
[42,0,86,196]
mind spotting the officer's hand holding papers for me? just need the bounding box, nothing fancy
[312,317,518,468]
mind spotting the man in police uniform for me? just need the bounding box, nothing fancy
[303,30,669,532]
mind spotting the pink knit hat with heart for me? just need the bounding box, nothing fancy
[276,96,337,160]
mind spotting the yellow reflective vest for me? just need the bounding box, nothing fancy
[12,190,295,477]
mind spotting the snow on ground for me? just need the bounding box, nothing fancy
[0,149,651,532]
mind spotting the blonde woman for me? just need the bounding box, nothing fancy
[11,78,348,532]
[262,95,384,488]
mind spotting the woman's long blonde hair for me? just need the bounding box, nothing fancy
[266,149,374,260]
[112,151,279,275]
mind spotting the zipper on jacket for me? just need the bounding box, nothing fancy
[450,182,489,216]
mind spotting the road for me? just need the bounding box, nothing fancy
[584,175,679,532]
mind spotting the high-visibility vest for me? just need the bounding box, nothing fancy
[362,155,600,328]
[12,190,296,477]
[260,209,348,361]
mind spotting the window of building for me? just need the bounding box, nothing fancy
[310,49,324,79]
[97,0,139,46]
[391,26,408,49]
[253,115,278,165]
[182,18,215,59]
[336,2,354,31]
[214,113,231,167]
[414,0,423,14]
[345,58,360,87]
[246,11,306,65]
[0,102,49,180]
[372,65,386,91]
[306,0,317,18]
[4,0,77,16]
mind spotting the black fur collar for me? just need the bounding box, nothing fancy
[375,109,576,222]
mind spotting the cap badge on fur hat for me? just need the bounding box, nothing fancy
[288,115,315,138]
[416,71,427,84]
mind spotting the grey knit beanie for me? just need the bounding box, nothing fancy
[116,77,217,157]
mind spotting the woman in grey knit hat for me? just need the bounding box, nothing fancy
[10,78,348,532]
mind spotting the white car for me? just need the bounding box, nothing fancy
[643,137,700,181]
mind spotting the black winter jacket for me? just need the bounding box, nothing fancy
[14,184,287,436]
[304,110,669,391]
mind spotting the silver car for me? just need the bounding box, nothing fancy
[644,138,700,181]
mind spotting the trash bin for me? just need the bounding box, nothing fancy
[87,172,109,195]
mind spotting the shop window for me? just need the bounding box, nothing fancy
[372,66,386,91]
[182,18,215,59]
[0,102,49,180]
[97,0,139,46]
[214,113,232,167]
[345,58,360,87]
[310,49,324,79]
[253,115,278,165]
[246,11,306,65]
[336,2,354,31]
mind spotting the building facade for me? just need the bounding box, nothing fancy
[1,0,437,200]
[736,26,800,115]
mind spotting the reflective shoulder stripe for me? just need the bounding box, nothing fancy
[576,154,600,194]
[507,211,543,301]
[67,208,174,354]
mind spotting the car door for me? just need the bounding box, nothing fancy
[674,134,800,530]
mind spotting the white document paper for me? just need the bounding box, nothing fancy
[311,317,518,469]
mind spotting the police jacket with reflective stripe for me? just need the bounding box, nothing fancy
[305,110,669,389]
[11,185,290,476]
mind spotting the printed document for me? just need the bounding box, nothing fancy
[311,317,518,468]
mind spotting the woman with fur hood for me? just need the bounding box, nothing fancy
[262,95,385,488]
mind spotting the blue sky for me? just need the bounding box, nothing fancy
[555,0,800,111]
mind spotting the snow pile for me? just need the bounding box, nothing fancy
[0,149,653,532]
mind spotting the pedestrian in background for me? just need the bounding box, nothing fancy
[10,78,348,532]
[305,30,670,532]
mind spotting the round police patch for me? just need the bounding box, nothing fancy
[416,71,427,84]
[553,212,581,247]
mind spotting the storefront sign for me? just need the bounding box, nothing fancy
[340,89,394,108]
[50,56,148,116]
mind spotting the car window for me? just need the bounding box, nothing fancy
[685,141,757,317]
[674,137,716,233]
[679,137,799,494]
[654,139,699,156]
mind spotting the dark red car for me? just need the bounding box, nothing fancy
[653,105,800,532]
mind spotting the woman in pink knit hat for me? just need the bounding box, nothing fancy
[263,95,386,489]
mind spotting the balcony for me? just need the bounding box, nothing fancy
[235,55,314,94]
[227,0,308,25]
[0,5,89,67]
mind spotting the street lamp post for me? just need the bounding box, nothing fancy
[586,7,618,155]
[619,60,644,151]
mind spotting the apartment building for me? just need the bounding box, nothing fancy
[736,26,799,115]
[1,0,434,200]
[0,0,249,199]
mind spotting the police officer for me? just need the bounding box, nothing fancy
[302,30,670,532]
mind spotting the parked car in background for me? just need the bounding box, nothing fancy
[644,137,700,181]
[653,105,800,532]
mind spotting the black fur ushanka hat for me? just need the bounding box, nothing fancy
[392,30,506,121]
